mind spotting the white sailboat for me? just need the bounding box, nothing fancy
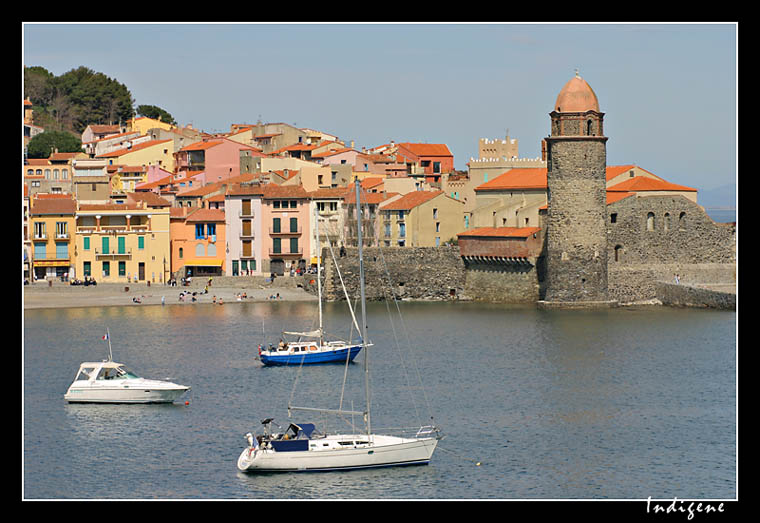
[238,180,441,472]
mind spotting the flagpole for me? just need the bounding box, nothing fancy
[106,328,113,362]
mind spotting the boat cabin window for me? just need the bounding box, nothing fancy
[96,366,139,380]
[76,367,97,381]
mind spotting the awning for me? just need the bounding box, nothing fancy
[34,260,70,267]
[182,258,224,267]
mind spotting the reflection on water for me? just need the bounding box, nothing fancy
[24,302,736,499]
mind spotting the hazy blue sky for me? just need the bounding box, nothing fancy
[23,22,737,195]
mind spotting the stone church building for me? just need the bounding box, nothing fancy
[459,73,736,306]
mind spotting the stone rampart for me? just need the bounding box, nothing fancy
[655,281,736,310]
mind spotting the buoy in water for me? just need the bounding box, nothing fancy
[476,462,481,466]
[185,401,189,406]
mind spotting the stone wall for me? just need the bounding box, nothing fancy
[655,281,736,310]
[543,136,610,302]
[606,194,736,303]
[321,245,465,301]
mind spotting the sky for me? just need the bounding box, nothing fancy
[22,22,737,201]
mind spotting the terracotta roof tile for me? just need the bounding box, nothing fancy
[397,142,452,157]
[186,208,225,222]
[607,176,696,192]
[476,168,547,191]
[457,226,541,238]
[381,190,443,211]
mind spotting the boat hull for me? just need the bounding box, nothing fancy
[237,434,438,472]
[260,344,362,366]
[64,381,189,404]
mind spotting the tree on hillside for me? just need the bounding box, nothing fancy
[136,104,177,126]
[26,130,83,159]
[53,66,135,132]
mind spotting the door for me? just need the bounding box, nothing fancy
[138,262,145,281]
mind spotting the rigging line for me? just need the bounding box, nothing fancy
[324,232,355,410]
[376,252,423,425]
[377,247,435,424]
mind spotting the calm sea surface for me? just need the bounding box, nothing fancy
[23,301,736,500]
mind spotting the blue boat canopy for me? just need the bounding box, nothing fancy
[288,423,318,439]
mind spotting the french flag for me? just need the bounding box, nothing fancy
[102,333,109,341]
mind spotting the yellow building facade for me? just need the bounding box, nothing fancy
[74,202,171,283]
[96,139,175,172]
[29,195,77,281]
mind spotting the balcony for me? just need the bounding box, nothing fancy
[239,231,255,239]
[269,226,302,236]
[268,248,303,257]
[95,248,132,260]
[239,210,255,218]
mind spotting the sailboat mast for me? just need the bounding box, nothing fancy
[106,327,113,362]
[355,179,371,437]
[315,206,323,346]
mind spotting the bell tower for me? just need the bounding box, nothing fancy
[540,72,616,308]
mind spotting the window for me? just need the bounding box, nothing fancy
[273,217,281,233]
[399,223,406,238]
[290,237,298,253]
[207,223,216,237]
[34,222,45,239]
[208,243,217,257]
[34,242,46,259]
[179,247,183,259]
[433,161,441,173]
[646,212,655,231]
[117,236,126,254]
[664,213,671,232]
[195,243,205,257]
[138,236,144,250]
[83,237,90,250]
[436,222,440,233]
[433,208,438,219]
[195,224,204,239]
[83,261,91,276]
[610,213,617,224]
[435,237,440,247]
[102,236,109,254]
[679,212,686,230]
[398,211,405,220]
[290,217,298,232]
[102,261,110,277]
[56,242,68,259]
[614,245,623,262]
[273,238,281,254]
[118,261,126,276]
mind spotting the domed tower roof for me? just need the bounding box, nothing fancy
[554,71,600,113]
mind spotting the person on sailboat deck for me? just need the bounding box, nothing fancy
[278,339,287,351]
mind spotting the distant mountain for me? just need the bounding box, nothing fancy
[699,183,736,209]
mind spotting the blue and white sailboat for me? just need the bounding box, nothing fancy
[258,206,364,367]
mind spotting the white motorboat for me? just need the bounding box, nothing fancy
[64,331,190,404]
[237,180,441,472]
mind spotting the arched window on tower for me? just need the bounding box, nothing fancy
[664,212,671,232]
[614,244,623,262]
[679,212,687,231]
[646,212,655,231]
[586,119,594,136]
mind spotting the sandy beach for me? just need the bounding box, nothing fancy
[23,276,318,310]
